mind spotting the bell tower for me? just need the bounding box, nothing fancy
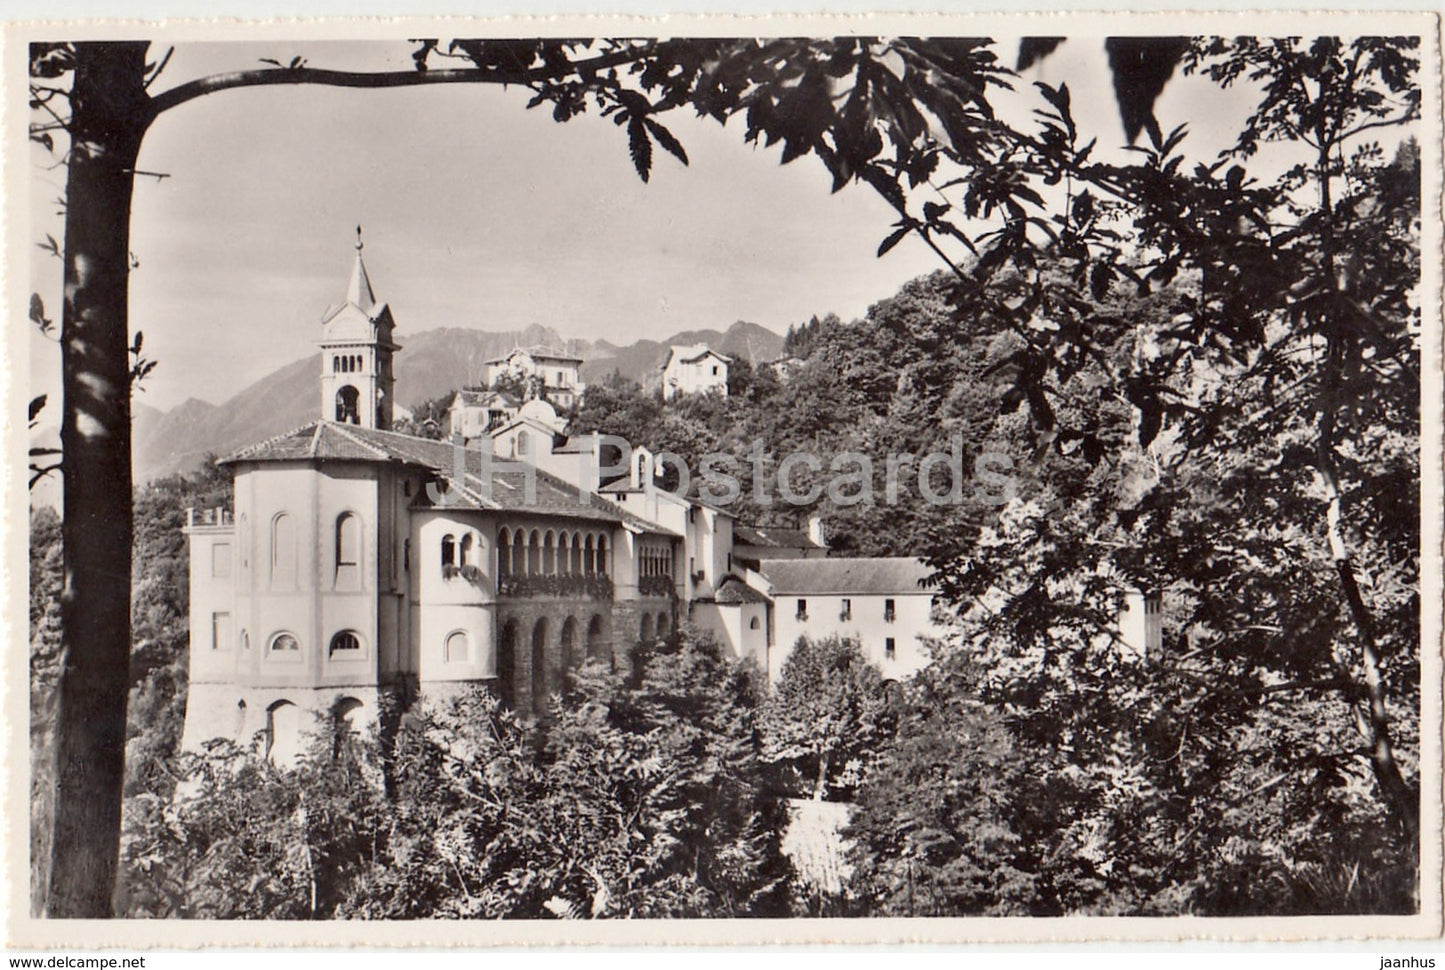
[319,227,400,430]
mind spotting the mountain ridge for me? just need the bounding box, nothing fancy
[133,321,784,481]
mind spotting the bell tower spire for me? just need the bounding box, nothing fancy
[347,225,376,312]
[319,226,401,430]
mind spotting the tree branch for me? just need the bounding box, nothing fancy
[144,44,661,120]
[144,46,174,89]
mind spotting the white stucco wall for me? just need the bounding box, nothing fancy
[413,512,498,683]
[663,354,729,398]
[769,591,939,683]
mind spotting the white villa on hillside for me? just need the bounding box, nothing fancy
[485,345,586,410]
[661,344,730,398]
[446,387,520,442]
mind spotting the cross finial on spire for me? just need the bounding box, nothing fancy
[346,228,376,311]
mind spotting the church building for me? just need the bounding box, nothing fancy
[181,240,680,762]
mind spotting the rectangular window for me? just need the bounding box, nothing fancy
[796,598,808,621]
[840,598,852,621]
[212,612,232,652]
[884,598,896,622]
[885,637,896,660]
[211,542,231,578]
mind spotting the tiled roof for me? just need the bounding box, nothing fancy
[734,524,821,549]
[714,576,772,605]
[454,387,518,409]
[664,343,732,367]
[759,557,936,595]
[597,478,735,517]
[486,345,585,365]
[554,434,602,454]
[220,422,678,535]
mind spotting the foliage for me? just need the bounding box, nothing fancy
[392,390,455,440]
[758,636,892,800]
[120,725,388,918]
[29,463,232,914]
[845,672,1037,916]
[122,631,793,918]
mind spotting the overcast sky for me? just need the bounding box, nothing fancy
[28,37,1266,414]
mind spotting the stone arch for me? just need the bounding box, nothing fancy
[335,384,361,424]
[460,532,475,568]
[441,533,456,568]
[332,696,365,758]
[560,617,579,679]
[657,610,671,637]
[557,531,571,574]
[499,619,519,708]
[571,534,583,574]
[528,529,542,575]
[596,535,609,575]
[530,617,550,715]
[543,529,557,574]
[586,614,607,666]
[584,535,595,575]
[266,700,304,767]
[498,528,512,576]
[640,613,654,644]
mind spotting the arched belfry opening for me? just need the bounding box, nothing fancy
[335,385,361,424]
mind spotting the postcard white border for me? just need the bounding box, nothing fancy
[3,9,1441,948]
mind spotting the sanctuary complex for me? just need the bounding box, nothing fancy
[182,239,1157,761]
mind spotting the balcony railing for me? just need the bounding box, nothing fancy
[442,563,487,584]
[639,574,675,598]
[498,573,614,600]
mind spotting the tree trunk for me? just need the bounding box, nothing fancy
[1321,460,1420,844]
[46,41,150,918]
[1312,138,1418,848]
[813,751,830,801]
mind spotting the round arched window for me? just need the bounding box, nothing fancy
[749,617,761,630]
[444,630,469,663]
[240,629,250,650]
[329,631,361,656]
[269,632,299,654]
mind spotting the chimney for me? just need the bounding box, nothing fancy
[807,513,827,549]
